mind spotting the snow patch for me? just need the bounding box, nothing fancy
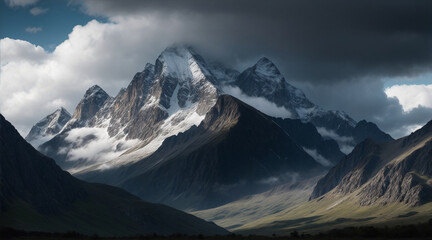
[93,104,205,170]
[159,47,208,83]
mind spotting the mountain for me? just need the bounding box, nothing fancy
[311,120,432,205]
[38,46,222,172]
[68,85,111,127]
[25,45,392,186]
[76,95,324,210]
[232,57,393,153]
[0,113,227,236]
[236,57,315,117]
[34,46,391,175]
[25,107,71,146]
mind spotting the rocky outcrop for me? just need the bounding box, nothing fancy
[71,85,111,124]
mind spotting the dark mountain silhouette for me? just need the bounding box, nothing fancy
[0,114,227,236]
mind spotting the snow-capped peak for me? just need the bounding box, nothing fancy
[25,107,72,146]
[156,46,212,83]
[56,107,71,117]
[253,57,284,83]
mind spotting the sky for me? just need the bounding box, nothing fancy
[1,0,431,139]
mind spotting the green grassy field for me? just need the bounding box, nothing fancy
[234,191,432,235]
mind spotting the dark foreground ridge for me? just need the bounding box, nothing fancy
[2,219,432,239]
[0,114,227,236]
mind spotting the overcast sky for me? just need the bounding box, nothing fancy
[1,0,432,138]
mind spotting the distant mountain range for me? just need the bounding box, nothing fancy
[0,114,227,236]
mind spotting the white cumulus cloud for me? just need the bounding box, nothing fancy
[0,16,186,136]
[385,84,432,112]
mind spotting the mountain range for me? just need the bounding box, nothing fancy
[25,46,392,210]
[14,45,430,236]
[31,46,392,173]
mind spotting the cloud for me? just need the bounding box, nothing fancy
[72,0,432,83]
[4,0,38,7]
[298,79,432,139]
[385,84,432,112]
[0,37,48,64]
[29,7,48,15]
[25,27,42,33]
[316,127,355,154]
[222,85,292,118]
[64,127,139,164]
[302,148,332,166]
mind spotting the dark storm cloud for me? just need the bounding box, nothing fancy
[75,0,432,83]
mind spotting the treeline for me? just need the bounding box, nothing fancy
[1,219,432,239]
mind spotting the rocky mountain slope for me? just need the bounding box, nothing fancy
[76,95,325,210]
[311,120,432,206]
[32,46,391,175]
[0,113,227,236]
[25,107,71,146]
[216,120,432,235]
